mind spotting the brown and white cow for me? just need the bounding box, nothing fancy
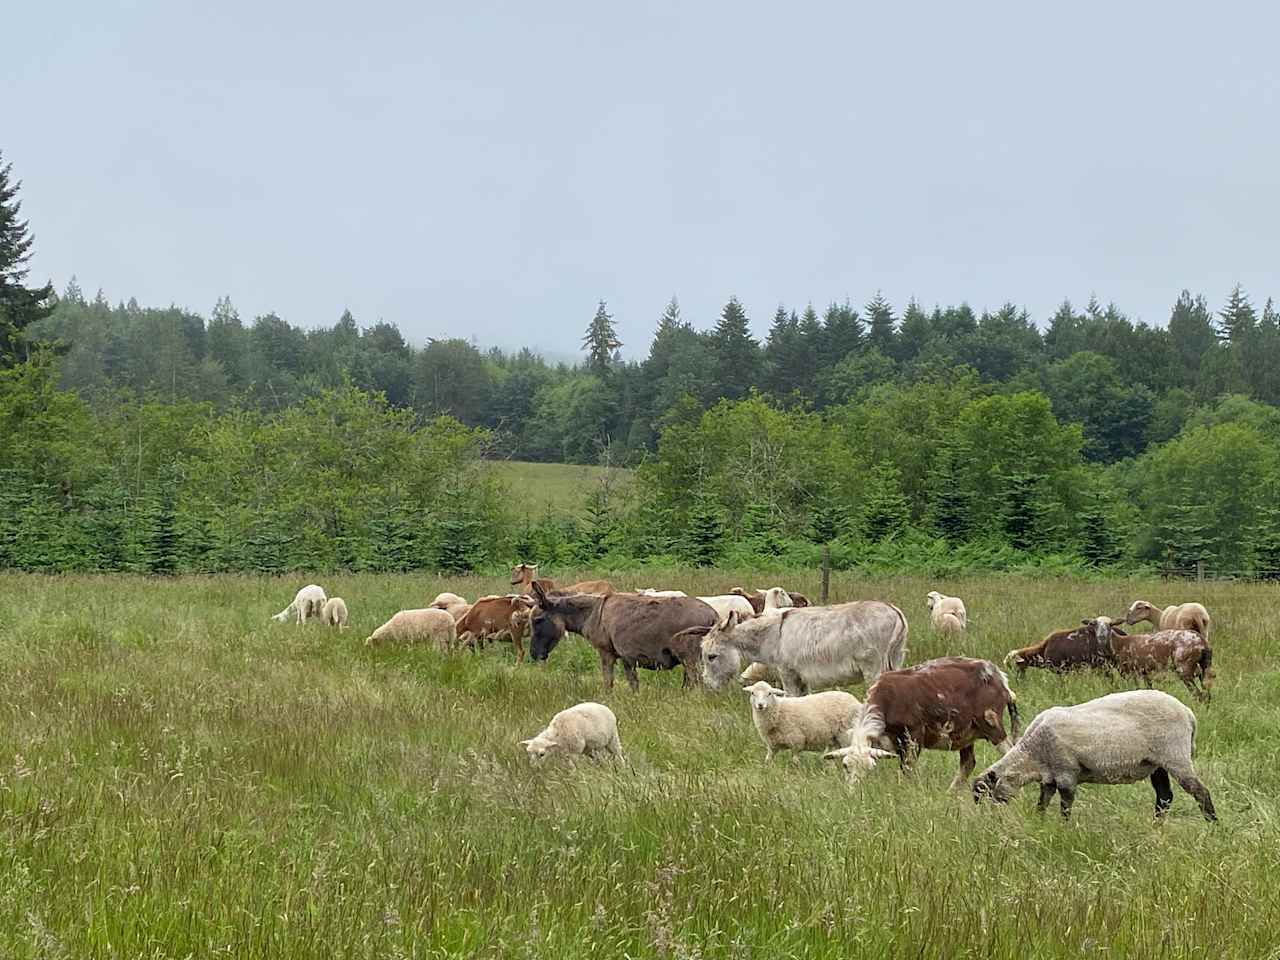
[1004,617,1120,677]
[825,656,1020,792]
[456,595,537,663]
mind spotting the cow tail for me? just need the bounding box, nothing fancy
[885,604,909,673]
[1006,698,1021,742]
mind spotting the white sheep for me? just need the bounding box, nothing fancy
[697,594,757,623]
[634,588,688,598]
[271,584,327,625]
[973,689,1216,820]
[320,597,349,628]
[1121,600,1211,641]
[926,591,967,634]
[519,702,624,766]
[365,608,457,651]
[761,587,795,612]
[739,660,781,686]
[744,681,861,763]
[428,591,472,622]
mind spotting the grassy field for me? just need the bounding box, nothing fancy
[0,569,1278,958]
[485,460,632,516]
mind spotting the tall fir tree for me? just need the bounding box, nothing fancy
[895,298,931,364]
[925,433,974,542]
[582,300,621,375]
[864,292,897,358]
[0,152,55,366]
[710,296,760,401]
[860,463,911,542]
[680,490,725,567]
[820,302,863,365]
[1217,283,1257,344]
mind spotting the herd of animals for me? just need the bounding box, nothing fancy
[270,565,1219,822]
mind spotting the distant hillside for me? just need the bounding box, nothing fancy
[486,460,633,516]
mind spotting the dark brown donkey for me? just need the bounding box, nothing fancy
[529,583,717,691]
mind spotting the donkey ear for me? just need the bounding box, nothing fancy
[724,611,739,629]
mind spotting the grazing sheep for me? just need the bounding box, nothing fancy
[973,689,1216,820]
[635,588,688,598]
[926,591,967,634]
[271,584,328,625]
[1112,629,1215,703]
[428,592,471,621]
[320,597,349,629]
[739,660,781,686]
[731,587,810,614]
[744,681,861,763]
[365,608,457,651]
[1121,600,1212,641]
[520,702,624,766]
[697,594,757,624]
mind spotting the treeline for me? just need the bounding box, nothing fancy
[32,282,1280,467]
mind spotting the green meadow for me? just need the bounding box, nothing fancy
[0,570,1276,958]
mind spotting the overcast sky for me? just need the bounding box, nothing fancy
[6,2,1278,356]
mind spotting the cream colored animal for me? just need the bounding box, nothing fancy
[635,588,688,598]
[519,702,624,766]
[320,597,349,628]
[744,681,861,762]
[739,661,781,686]
[428,591,472,622]
[926,591,967,634]
[1121,600,1211,641]
[761,587,795,612]
[697,594,756,623]
[973,689,1216,821]
[365,608,457,651]
[271,584,327,625]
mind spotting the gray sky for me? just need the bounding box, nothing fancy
[6,1,1278,357]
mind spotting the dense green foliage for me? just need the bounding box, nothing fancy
[7,151,1280,575]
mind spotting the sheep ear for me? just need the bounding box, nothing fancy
[518,740,533,748]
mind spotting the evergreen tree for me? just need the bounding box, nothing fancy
[763,306,808,400]
[1167,290,1217,384]
[860,463,911,542]
[1217,284,1257,344]
[577,485,620,562]
[1248,480,1280,578]
[808,483,850,544]
[925,433,973,541]
[895,298,931,365]
[434,485,485,573]
[999,471,1062,552]
[709,297,761,401]
[1077,488,1120,566]
[1156,479,1213,574]
[820,302,863,364]
[680,490,724,567]
[582,300,621,375]
[0,152,55,366]
[739,501,784,556]
[864,292,897,357]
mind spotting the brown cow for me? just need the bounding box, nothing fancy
[1004,617,1121,677]
[510,562,615,597]
[1111,629,1215,703]
[456,595,536,663]
[528,583,717,690]
[825,656,1020,791]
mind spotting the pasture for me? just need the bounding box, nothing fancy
[0,570,1278,958]
[485,460,632,516]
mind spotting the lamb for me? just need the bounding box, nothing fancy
[973,689,1216,821]
[519,702,624,766]
[926,591,967,634]
[365,608,457,651]
[1120,600,1212,641]
[271,584,327,625]
[744,681,861,763]
[320,597,349,628]
[428,591,471,622]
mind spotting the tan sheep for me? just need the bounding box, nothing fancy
[926,591,967,634]
[320,597,349,628]
[1121,600,1211,641]
[519,702,624,766]
[365,608,457,651]
[428,591,472,622]
[744,681,861,763]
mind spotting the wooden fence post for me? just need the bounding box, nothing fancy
[821,545,830,604]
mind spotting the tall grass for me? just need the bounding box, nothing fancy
[0,570,1277,958]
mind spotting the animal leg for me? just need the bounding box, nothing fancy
[513,631,525,664]
[1058,785,1075,819]
[1037,782,1057,813]
[894,734,916,774]
[1150,768,1174,818]
[609,732,625,764]
[949,745,976,793]
[599,651,617,690]
[779,669,806,696]
[1171,769,1217,822]
[763,745,774,763]
[621,659,640,693]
